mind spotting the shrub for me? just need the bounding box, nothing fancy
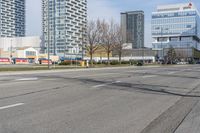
[59,61,81,66]
[110,60,119,65]
[72,61,81,65]
[59,61,71,65]
[89,60,97,65]
[97,62,102,64]
[121,61,130,64]
[129,60,144,66]
[129,60,138,65]
[136,61,143,66]
[101,61,108,64]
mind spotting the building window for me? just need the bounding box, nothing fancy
[170,37,179,41]
[26,51,36,56]
[186,25,192,28]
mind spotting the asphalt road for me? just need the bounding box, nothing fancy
[0,65,200,133]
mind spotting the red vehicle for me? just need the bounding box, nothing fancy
[0,58,10,64]
[38,58,52,65]
[12,58,29,64]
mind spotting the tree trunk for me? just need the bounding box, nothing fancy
[90,53,93,67]
[107,51,110,65]
[119,51,122,64]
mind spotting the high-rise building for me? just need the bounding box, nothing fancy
[42,0,87,57]
[121,11,144,49]
[152,3,200,51]
[0,0,25,37]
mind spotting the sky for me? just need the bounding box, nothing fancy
[26,0,200,47]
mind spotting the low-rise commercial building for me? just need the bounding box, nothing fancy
[0,47,38,63]
[162,47,200,60]
[113,48,157,63]
[16,47,38,62]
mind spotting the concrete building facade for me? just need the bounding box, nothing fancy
[121,11,144,49]
[0,0,25,37]
[42,0,87,57]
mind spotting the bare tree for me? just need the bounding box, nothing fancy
[114,24,127,64]
[86,20,101,66]
[100,20,117,65]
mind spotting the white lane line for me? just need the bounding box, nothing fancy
[167,72,176,74]
[72,73,119,78]
[15,78,38,81]
[0,103,25,110]
[142,75,157,78]
[93,81,121,88]
[185,69,192,71]
[124,70,146,73]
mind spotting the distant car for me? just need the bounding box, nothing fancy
[38,58,52,65]
[0,58,11,64]
[176,62,188,65]
[196,61,200,64]
[12,58,29,64]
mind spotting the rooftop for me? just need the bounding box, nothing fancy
[156,3,196,12]
[121,10,144,15]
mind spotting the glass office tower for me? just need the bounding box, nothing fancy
[0,0,25,37]
[121,11,144,49]
[152,3,200,51]
[42,0,87,57]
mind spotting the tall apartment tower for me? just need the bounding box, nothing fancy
[121,11,144,49]
[152,3,200,50]
[42,0,87,57]
[0,0,25,37]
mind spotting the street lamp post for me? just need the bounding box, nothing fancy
[47,0,50,69]
[142,47,145,64]
[161,28,164,59]
[187,43,189,62]
[81,27,84,61]
[10,39,13,59]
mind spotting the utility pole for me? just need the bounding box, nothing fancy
[142,47,145,64]
[53,0,56,56]
[81,27,84,61]
[187,43,189,62]
[161,27,164,59]
[10,39,13,58]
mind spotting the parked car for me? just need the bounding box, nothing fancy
[12,58,29,64]
[38,58,52,65]
[0,58,11,64]
[176,62,188,65]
